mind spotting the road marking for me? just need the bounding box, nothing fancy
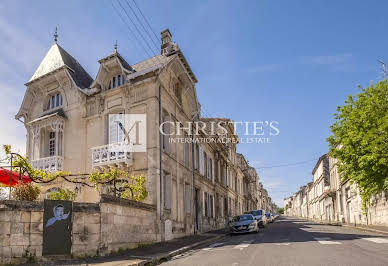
[362,238,388,243]
[233,240,254,250]
[275,243,290,245]
[314,237,341,245]
[202,242,225,251]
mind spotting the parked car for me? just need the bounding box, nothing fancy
[244,209,267,227]
[229,214,259,234]
[265,212,274,223]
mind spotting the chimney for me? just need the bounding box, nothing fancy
[161,29,172,55]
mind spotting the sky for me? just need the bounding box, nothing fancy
[0,0,387,207]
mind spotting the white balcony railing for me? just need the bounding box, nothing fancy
[91,143,132,168]
[31,156,64,172]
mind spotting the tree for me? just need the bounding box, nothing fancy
[1,145,148,202]
[12,182,41,201]
[89,168,148,201]
[47,188,76,201]
[328,80,388,211]
[277,207,284,215]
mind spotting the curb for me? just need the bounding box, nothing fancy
[142,234,226,265]
[341,224,388,236]
[285,216,388,236]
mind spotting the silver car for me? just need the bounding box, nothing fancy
[229,214,259,234]
[244,209,267,228]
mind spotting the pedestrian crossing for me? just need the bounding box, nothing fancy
[202,240,254,251]
[233,240,254,250]
[361,237,388,243]
[313,237,341,244]
[202,237,388,251]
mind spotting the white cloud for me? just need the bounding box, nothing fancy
[0,81,26,158]
[302,53,355,72]
[0,17,45,76]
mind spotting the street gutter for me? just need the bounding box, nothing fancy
[142,234,227,265]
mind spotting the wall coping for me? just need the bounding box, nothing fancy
[73,202,100,212]
[100,194,156,211]
[0,200,44,211]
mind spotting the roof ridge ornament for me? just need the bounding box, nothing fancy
[54,27,58,44]
[114,40,118,53]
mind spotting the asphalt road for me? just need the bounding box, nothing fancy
[161,216,388,266]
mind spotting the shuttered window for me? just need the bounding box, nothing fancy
[185,183,191,214]
[164,174,171,209]
[109,113,124,144]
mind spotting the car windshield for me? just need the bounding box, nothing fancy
[233,215,253,222]
[251,210,263,216]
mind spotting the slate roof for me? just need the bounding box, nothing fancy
[131,54,171,72]
[98,51,135,72]
[28,43,93,89]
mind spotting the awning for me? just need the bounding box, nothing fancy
[0,167,32,187]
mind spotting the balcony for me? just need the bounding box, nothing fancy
[91,143,132,169]
[31,156,64,172]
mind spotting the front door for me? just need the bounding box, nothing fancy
[43,200,72,255]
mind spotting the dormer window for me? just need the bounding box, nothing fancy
[108,74,125,90]
[47,93,62,110]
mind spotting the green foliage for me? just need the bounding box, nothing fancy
[47,188,76,201]
[12,182,41,201]
[1,145,71,183]
[277,207,284,214]
[3,144,11,155]
[89,168,148,202]
[328,80,388,212]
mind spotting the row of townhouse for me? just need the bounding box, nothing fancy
[284,154,388,227]
[15,29,277,241]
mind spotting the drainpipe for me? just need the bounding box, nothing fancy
[191,124,195,234]
[158,84,165,241]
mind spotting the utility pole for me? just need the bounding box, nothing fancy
[377,59,387,80]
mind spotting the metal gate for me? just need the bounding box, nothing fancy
[43,200,72,255]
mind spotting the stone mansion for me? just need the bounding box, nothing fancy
[15,29,276,240]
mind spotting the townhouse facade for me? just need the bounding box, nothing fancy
[15,29,277,242]
[285,154,388,227]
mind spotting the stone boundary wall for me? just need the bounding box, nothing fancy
[0,200,44,264]
[0,196,159,264]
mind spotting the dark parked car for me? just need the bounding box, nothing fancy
[229,214,259,234]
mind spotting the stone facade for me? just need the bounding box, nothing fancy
[0,201,43,264]
[14,28,277,247]
[284,154,388,227]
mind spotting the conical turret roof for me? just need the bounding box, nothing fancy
[29,43,93,89]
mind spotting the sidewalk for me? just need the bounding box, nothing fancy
[342,223,388,235]
[27,229,228,266]
[285,216,388,235]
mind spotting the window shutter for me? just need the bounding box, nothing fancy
[199,147,204,175]
[202,191,205,216]
[212,196,215,218]
[194,144,197,169]
[109,114,118,144]
[206,158,209,179]
[164,175,171,209]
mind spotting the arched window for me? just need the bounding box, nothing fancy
[108,74,125,90]
[47,93,62,110]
